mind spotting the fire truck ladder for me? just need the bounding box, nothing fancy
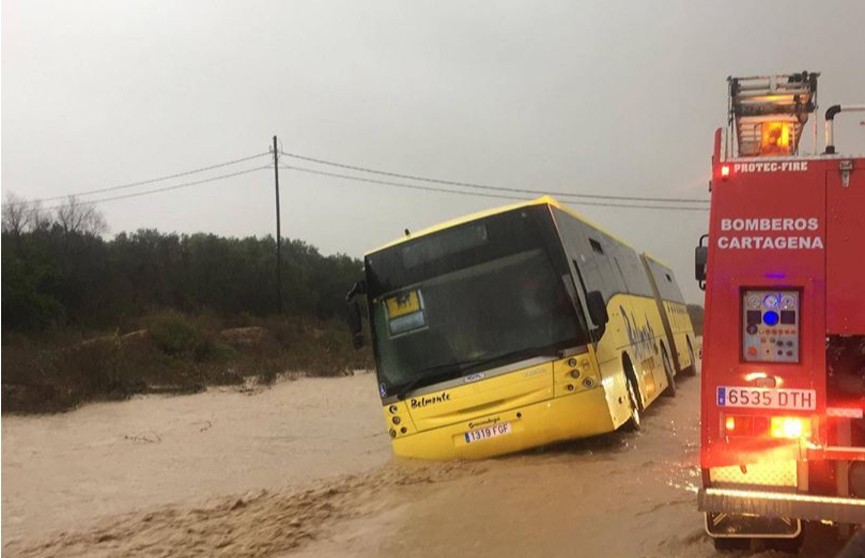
[728,72,819,157]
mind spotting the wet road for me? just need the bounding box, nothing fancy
[2,364,850,557]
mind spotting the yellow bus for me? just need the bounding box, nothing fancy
[346,196,695,459]
[640,253,698,391]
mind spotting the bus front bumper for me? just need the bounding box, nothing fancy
[698,487,865,524]
[392,386,616,460]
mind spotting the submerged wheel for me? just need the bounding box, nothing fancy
[625,375,642,431]
[684,338,698,376]
[713,537,750,552]
[661,346,676,397]
[762,533,804,554]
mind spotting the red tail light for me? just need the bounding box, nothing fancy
[770,416,811,439]
[722,414,811,439]
[724,414,765,437]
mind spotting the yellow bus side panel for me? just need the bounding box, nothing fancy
[662,300,696,373]
[674,331,692,370]
[597,293,672,413]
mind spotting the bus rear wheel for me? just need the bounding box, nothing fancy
[661,346,676,397]
[683,338,698,376]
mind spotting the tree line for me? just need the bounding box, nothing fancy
[1,194,363,333]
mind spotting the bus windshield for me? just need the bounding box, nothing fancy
[365,206,589,398]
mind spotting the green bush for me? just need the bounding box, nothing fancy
[144,311,206,357]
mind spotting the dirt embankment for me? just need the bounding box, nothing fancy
[2,366,851,558]
[1,313,374,414]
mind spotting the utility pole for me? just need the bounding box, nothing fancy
[273,135,283,314]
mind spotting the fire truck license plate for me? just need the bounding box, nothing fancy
[717,387,816,410]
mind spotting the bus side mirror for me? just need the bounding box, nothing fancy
[586,290,609,326]
[347,300,364,349]
[345,279,366,301]
[345,279,367,350]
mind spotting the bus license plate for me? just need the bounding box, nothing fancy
[464,422,512,444]
[717,387,816,410]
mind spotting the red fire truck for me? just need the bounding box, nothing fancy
[696,72,865,551]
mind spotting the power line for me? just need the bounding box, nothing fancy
[282,165,526,201]
[42,166,271,210]
[281,165,710,212]
[5,152,271,207]
[280,150,709,204]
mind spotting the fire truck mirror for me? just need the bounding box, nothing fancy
[695,246,708,283]
[586,290,609,327]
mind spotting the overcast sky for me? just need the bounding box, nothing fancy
[3,0,864,304]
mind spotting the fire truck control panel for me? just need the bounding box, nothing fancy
[742,289,800,363]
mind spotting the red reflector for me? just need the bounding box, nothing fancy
[723,414,753,436]
[722,414,771,437]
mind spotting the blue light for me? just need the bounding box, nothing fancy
[763,311,780,326]
[765,272,786,279]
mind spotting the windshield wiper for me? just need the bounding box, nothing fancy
[393,357,498,400]
[391,344,562,400]
[393,367,463,400]
[456,345,561,375]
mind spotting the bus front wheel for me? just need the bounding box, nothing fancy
[625,376,642,431]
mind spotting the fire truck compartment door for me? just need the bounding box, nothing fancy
[826,160,865,335]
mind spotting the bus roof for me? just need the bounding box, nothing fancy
[640,251,673,271]
[365,196,636,256]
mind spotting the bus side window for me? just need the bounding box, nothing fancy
[618,247,653,298]
[586,235,625,298]
[551,207,613,304]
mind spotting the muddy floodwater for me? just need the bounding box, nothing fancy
[2,363,849,557]
[2,376,391,547]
